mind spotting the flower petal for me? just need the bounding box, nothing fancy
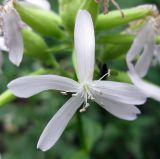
[8,75,80,98]
[128,71,160,102]
[94,94,140,121]
[91,80,146,105]
[154,45,160,64]
[0,37,8,51]
[126,20,154,62]
[2,8,23,66]
[74,10,95,83]
[37,96,84,151]
[135,39,155,77]
[20,0,51,10]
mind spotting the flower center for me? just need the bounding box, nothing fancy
[79,82,95,113]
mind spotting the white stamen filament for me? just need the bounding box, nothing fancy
[79,82,100,112]
[60,89,79,96]
[98,69,111,81]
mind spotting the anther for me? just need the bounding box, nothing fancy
[85,103,90,108]
[61,91,67,95]
[72,92,79,97]
[91,97,95,100]
[80,108,86,113]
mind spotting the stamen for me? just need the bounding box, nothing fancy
[61,91,67,95]
[72,93,79,97]
[61,90,79,96]
[91,88,102,96]
[99,69,111,81]
[79,108,86,113]
[91,97,95,100]
[79,83,94,113]
[79,103,90,113]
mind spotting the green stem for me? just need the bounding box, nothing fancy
[0,90,15,107]
[76,112,87,152]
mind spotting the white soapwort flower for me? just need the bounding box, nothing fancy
[127,62,160,102]
[126,10,160,102]
[127,15,160,78]
[19,0,51,10]
[0,0,24,66]
[8,10,147,151]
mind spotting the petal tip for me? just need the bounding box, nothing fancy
[9,56,22,67]
[37,142,49,152]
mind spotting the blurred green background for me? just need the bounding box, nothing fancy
[0,0,160,159]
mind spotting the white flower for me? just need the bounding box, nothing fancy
[126,15,160,77]
[0,0,24,66]
[127,62,160,102]
[19,0,51,10]
[126,12,160,102]
[8,10,147,151]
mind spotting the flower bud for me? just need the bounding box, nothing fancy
[22,29,50,61]
[96,7,153,30]
[99,44,130,61]
[59,0,83,34]
[14,2,65,38]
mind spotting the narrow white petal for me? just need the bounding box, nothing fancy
[37,96,84,151]
[20,0,51,10]
[0,37,8,51]
[128,71,160,102]
[94,94,140,121]
[135,38,155,77]
[154,45,160,64]
[74,10,95,83]
[127,20,154,62]
[8,75,80,98]
[91,80,146,105]
[2,8,23,66]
